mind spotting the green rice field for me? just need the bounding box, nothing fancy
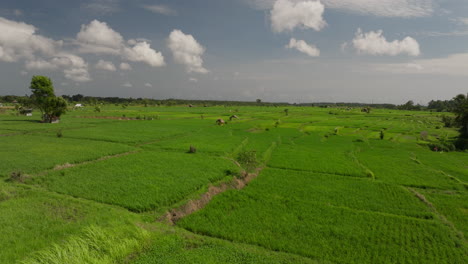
[0,104,466,263]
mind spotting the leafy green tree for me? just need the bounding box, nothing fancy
[452,94,468,149]
[29,76,67,123]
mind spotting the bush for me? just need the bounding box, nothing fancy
[420,131,428,141]
[56,130,63,138]
[454,138,468,151]
[188,145,197,154]
[236,150,258,173]
[428,141,455,152]
[441,115,455,127]
[9,171,26,183]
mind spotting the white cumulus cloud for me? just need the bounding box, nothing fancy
[0,17,57,62]
[270,0,326,33]
[286,38,320,57]
[95,59,116,71]
[123,41,165,67]
[119,62,132,70]
[351,28,420,56]
[144,83,153,87]
[76,20,165,68]
[76,19,123,54]
[0,17,91,82]
[25,54,91,82]
[143,5,177,15]
[167,29,208,73]
[53,53,91,82]
[189,77,198,83]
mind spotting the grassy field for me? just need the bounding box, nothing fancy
[0,104,466,263]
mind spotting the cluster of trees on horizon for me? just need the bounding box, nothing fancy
[0,94,460,110]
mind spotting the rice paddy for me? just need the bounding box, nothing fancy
[0,104,466,263]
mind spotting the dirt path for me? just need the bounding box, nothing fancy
[34,150,140,177]
[407,187,465,242]
[160,167,263,225]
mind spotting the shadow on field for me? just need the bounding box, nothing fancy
[3,119,42,123]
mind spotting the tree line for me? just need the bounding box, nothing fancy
[1,76,467,149]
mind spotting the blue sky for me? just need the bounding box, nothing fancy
[0,0,467,104]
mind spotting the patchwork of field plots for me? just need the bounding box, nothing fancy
[0,105,466,263]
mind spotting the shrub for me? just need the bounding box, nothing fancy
[428,141,455,152]
[441,115,455,127]
[56,130,63,138]
[188,145,197,154]
[237,150,258,173]
[9,171,26,183]
[420,131,428,141]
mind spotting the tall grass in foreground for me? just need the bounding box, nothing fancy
[21,225,149,264]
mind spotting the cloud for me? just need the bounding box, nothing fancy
[52,53,91,82]
[76,19,123,54]
[119,62,132,70]
[25,59,57,70]
[76,20,165,67]
[286,38,320,57]
[144,83,153,87]
[322,0,433,17]
[457,18,468,26]
[95,59,116,71]
[246,0,433,17]
[350,28,420,56]
[83,0,120,15]
[167,29,208,73]
[27,53,92,82]
[64,67,91,82]
[122,82,133,87]
[143,5,177,15]
[415,30,468,37]
[123,41,165,67]
[127,38,151,45]
[0,17,91,82]
[270,0,326,33]
[0,17,57,62]
[189,77,198,82]
[374,53,468,76]
[20,70,28,76]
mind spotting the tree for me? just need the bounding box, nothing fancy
[452,93,468,149]
[29,76,67,123]
[399,100,415,110]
